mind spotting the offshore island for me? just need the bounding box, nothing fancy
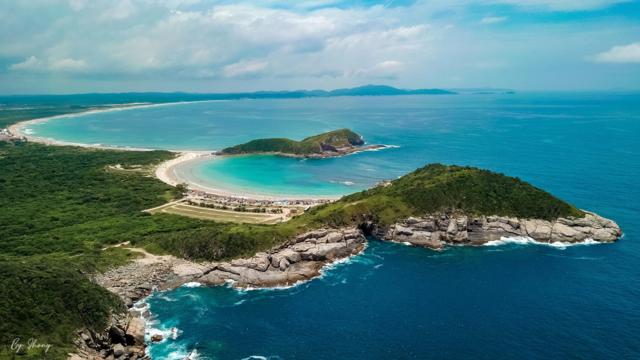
[0,105,624,360]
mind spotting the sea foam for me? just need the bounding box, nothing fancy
[483,236,602,250]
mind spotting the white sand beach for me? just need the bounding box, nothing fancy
[155,151,341,202]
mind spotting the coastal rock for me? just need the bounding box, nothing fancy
[381,211,621,249]
[72,311,147,360]
[112,344,125,358]
[199,228,365,288]
[125,315,145,346]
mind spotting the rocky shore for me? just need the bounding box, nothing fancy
[77,228,366,359]
[81,211,620,359]
[373,211,622,249]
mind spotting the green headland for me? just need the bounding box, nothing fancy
[219,128,380,157]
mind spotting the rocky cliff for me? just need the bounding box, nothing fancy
[198,228,365,287]
[373,211,621,249]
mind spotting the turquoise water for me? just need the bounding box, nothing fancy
[31,93,640,358]
[30,93,640,198]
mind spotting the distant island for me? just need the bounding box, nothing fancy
[218,129,385,158]
[0,85,455,110]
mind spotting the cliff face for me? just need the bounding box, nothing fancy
[199,228,366,288]
[374,211,621,249]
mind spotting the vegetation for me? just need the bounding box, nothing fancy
[0,142,212,358]
[141,164,584,261]
[220,128,365,156]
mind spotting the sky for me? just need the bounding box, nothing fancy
[1,0,639,94]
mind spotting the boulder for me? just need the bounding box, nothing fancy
[125,316,145,346]
[112,343,125,358]
[108,325,126,345]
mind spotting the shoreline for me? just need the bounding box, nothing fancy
[156,151,345,201]
[6,100,226,152]
[7,104,356,201]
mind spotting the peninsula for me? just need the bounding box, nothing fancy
[97,163,622,310]
[218,128,384,158]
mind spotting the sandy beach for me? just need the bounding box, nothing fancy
[155,151,341,201]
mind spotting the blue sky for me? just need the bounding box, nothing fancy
[1,0,639,94]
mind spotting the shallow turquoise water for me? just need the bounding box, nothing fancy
[31,93,640,358]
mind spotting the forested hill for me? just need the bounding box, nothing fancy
[220,129,366,156]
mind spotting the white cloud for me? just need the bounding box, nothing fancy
[9,56,88,72]
[352,60,405,78]
[480,16,507,25]
[0,0,639,92]
[9,56,42,71]
[223,59,269,78]
[594,42,640,63]
[49,58,88,71]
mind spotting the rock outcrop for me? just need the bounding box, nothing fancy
[376,211,621,249]
[198,228,366,288]
[69,311,146,360]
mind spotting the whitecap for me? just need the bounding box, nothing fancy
[162,345,199,360]
[241,355,281,360]
[483,236,603,250]
[182,282,202,288]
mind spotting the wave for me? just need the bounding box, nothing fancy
[483,236,603,250]
[159,344,199,360]
[361,144,400,153]
[182,282,202,288]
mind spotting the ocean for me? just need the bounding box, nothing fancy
[28,92,640,359]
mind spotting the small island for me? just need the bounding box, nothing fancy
[217,128,385,158]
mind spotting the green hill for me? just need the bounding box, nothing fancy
[220,128,366,156]
[302,164,584,228]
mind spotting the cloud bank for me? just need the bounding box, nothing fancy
[0,0,638,93]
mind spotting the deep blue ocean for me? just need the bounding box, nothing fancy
[29,93,640,358]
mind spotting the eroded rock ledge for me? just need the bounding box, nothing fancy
[374,211,621,249]
[198,228,366,287]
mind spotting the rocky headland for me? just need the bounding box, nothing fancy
[76,163,624,359]
[372,211,621,249]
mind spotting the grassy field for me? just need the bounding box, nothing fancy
[149,202,284,224]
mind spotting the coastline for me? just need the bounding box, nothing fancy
[156,151,344,201]
[6,100,226,152]
[7,104,351,201]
